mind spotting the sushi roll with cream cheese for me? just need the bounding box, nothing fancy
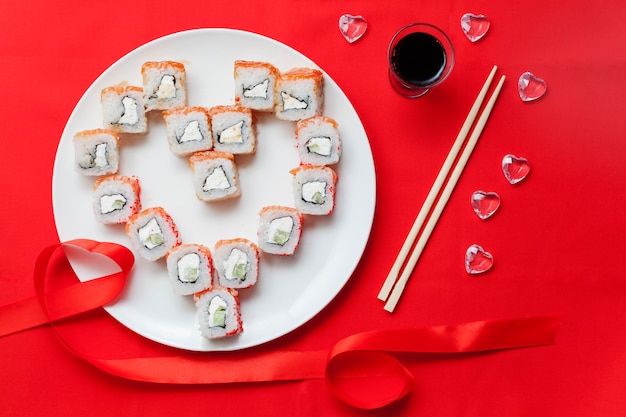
[163,106,213,157]
[213,238,259,289]
[291,165,338,216]
[166,244,213,295]
[234,60,280,112]
[295,116,342,166]
[92,175,141,224]
[141,61,187,111]
[195,287,243,339]
[125,207,181,261]
[257,206,303,255]
[274,68,324,121]
[188,151,241,202]
[209,105,256,155]
[101,86,148,134]
[73,129,120,176]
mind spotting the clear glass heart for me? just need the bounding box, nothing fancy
[502,154,530,184]
[338,14,368,44]
[518,71,547,101]
[471,190,500,219]
[460,13,490,42]
[465,244,494,274]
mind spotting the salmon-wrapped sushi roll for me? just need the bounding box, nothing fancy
[234,60,280,112]
[209,105,256,155]
[295,116,342,166]
[73,129,120,176]
[291,165,338,215]
[92,175,141,224]
[101,86,148,134]
[166,244,213,295]
[188,151,241,202]
[125,207,181,261]
[195,287,243,339]
[141,61,187,111]
[163,106,213,157]
[213,238,259,289]
[257,206,303,255]
[274,67,324,121]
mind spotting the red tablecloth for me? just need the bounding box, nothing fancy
[2,1,626,415]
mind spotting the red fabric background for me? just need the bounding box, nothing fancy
[2,0,626,415]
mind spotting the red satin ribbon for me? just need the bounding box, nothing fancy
[0,239,562,409]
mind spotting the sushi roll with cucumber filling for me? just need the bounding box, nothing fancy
[296,116,342,166]
[92,175,141,224]
[166,244,213,295]
[291,165,338,215]
[274,67,324,121]
[125,207,181,261]
[213,238,259,289]
[188,151,241,202]
[195,287,243,339]
[141,61,187,111]
[163,106,213,157]
[73,129,120,176]
[209,105,256,155]
[101,86,148,134]
[257,206,303,255]
[234,60,280,111]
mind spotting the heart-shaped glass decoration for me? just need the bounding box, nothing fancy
[502,154,530,185]
[338,14,368,44]
[465,244,494,274]
[518,71,547,101]
[460,13,490,42]
[471,190,501,219]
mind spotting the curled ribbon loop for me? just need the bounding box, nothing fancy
[0,240,561,410]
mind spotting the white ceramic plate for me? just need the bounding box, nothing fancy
[52,28,375,351]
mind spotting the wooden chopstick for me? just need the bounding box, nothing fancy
[377,65,499,303]
[380,71,507,313]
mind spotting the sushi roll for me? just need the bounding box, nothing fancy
[166,244,213,295]
[162,106,213,157]
[274,67,324,121]
[125,207,181,261]
[295,116,342,166]
[209,105,256,155]
[188,151,241,202]
[195,287,243,339]
[92,175,141,224]
[141,61,187,111]
[234,60,280,112]
[73,129,120,176]
[257,206,303,255]
[213,238,259,289]
[291,165,338,215]
[101,85,148,134]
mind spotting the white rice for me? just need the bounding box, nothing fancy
[188,151,241,202]
[234,61,280,111]
[292,165,337,215]
[213,239,259,289]
[257,206,303,255]
[73,129,120,176]
[163,107,213,157]
[100,86,148,134]
[166,244,213,295]
[92,175,141,224]
[195,287,243,339]
[295,116,342,166]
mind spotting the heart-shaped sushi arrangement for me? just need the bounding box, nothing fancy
[72,60,342,340]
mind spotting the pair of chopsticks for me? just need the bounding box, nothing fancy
[378,65,506,313]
